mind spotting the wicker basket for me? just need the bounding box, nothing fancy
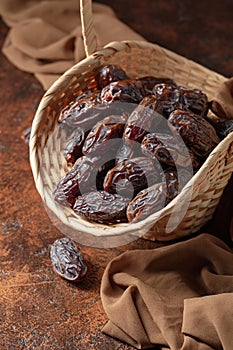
[29,0,233,242]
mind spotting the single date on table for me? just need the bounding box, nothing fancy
[50,238,87,282]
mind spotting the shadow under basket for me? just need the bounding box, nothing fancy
[29,2,233,243]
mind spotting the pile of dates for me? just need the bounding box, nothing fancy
[53,64,232,224]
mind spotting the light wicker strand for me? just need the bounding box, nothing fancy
[80,0,98,57]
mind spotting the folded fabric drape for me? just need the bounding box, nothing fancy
[0,0,144,89]
[101,234,233,349]
[211,77,233,120]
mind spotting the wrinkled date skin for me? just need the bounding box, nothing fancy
[100,76,176,103]
[127,182,167,222]
[73,190,129,224]
[168,110,220,158]
[50,237,87,282]
[153,83,209,116]
[53,156,99,206]
[103,157,160,198]
[63,127,87,165]
[141,132,192,168]
[115,142,142,164]
[178,87,209,116]
[138,76,176,95]
[96,64,129,89]
[58,90,108,129]
[82,114,127,156]
[123,93,189,145]
[123,96,165,144]
[100,79,147,104]
[152,82,178,98]
[96,159,116,190]
[164,167,192,201]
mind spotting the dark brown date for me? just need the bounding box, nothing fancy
[151,83,188,118]
[127,182,167,222]
[96,64,129,89]
[73,191,129,224]
[123,96,164,144]
[82,114,126,156]
[138,76,176,95]
[153,83,209,116]
[50,237,87,282]
[141,133,192,168]
[63,128,87,165]
[96,159,116,191]
[164,167,192,201]
[100,79,146,104]
[123,94,184,144]
[168,110,220,158]
[152,83,178,99]
[206,117,233,140]
[115,142,142,164]
[103,157,160,198]
[58,90,107,128]
[179,86,209,116]
[53,156,98,206]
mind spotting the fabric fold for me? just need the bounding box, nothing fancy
[0,0,144,89]
[211,77,233,120]
[101,234,233,349]
[181,293,233,350]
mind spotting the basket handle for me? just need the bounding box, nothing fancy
[80,0,98,57]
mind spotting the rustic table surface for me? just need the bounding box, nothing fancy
[1,1,233,349]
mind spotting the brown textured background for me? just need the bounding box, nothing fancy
[0,1,233,349]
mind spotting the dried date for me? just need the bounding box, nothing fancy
[58,90,107,128]
[153,83,209,116]
[123,94,185,144]
[168,110,220,158]
[50,237,87,282]
[53,156,98,206]
[152,83,179,99]
[115,142,142,164]
[96,159,116,190]
[82,114,126,156]
[100,79,146,104]
[124,96,164,144]
[73,191,129,224]
[96,64,129,89]
[206,117,233,140]
[164,167,192,201]
[100,76,176,104]
[103,157,160,198]
[179,86,209,116]
[141,133,192,168]
[63,127,87,165]
[139,76,176,95]
[127,182,167,222]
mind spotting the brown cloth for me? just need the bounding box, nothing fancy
[211,77,233,120]
[101,234,233,349]
[0,0,144,90]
